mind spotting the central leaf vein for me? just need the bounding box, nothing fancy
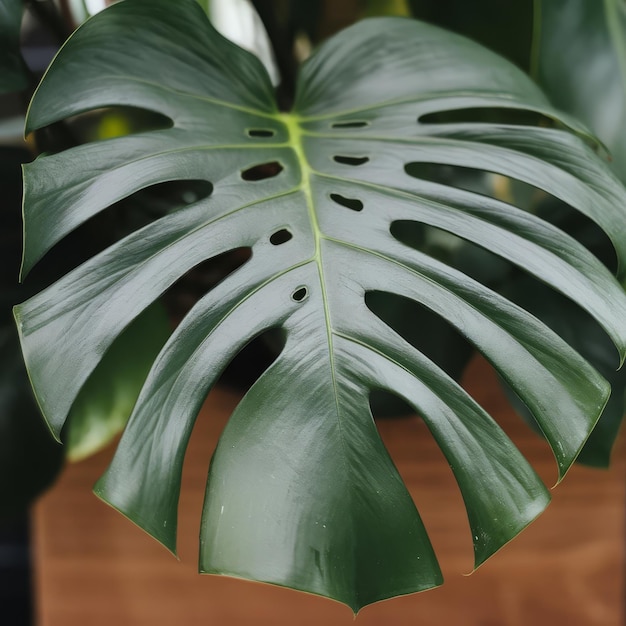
[282,113,347,444]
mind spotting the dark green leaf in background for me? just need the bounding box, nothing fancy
[0,326,64,520]
[502,196,625,468]
[0,0,29,93]
[524,0,626,463]
[0,146,63,520]
[14,0,626,609]
[534,0,626,181]
[503,278,626,468]
[409,0,534,70]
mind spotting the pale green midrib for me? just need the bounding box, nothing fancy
[282,112,360,603]
[281,113,342,411]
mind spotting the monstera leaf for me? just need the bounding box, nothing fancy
[15,0,626,610]
[0,0,29,93]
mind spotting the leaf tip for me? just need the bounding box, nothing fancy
[93,482,179,558]
[470,491,551,571]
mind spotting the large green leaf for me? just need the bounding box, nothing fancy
[534,0,626,181]
[15,0,626,610]
[0,0,28,93]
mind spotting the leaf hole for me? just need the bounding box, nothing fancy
[330,193,363,212]
[403,162,618,272]
[331,120,370,129]
[218,327,286,392]
[534,199,618,273]
[419,107,558,128]
[405,162,511,198]
[34,106,174,154]
[333,155,370,166]
[241,161,284,181]
[365,291,474,382]
[162,248,252,323]
[270,229,293,245]
[291,287,308,302]
[112,179,214,240]
[247,129,276,138]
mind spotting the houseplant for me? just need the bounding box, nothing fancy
[4,0,626,614]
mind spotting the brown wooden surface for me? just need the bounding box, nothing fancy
[34,357,626,625]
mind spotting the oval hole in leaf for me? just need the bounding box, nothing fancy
[330,193,363,212]
[247,129,275,138]
[269,229,293,245]
[241,161,284,181]
[333,155,370,166]
[331,120,370,129]
[291,287,308,302]
[419,107,558,128]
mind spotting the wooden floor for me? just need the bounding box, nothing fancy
[33,357,626,625]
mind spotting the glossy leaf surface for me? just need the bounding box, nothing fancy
[16,0,626,610]
[0,0,28,93]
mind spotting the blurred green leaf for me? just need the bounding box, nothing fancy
[534,0,626,181]
[503,277,625,467]
[0,115,25,142]
[0,0,29,93]
[409,0,533,70]
[362,0,411,17]
[65,303,171,462]
[503,196,623,466]
[0,326,64,519]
